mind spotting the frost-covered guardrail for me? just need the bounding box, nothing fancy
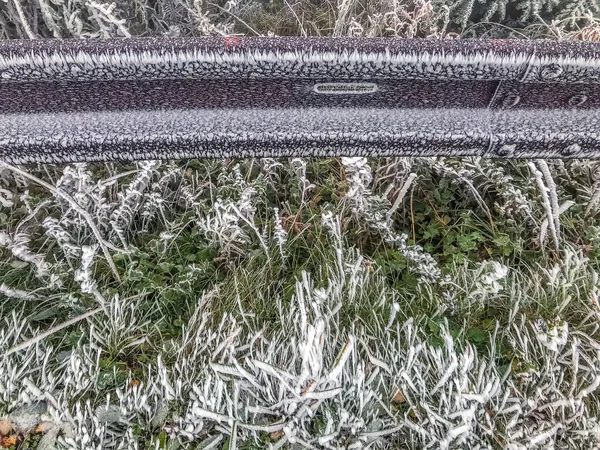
[0,37,599,163]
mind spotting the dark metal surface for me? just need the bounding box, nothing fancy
[0,37,599,163]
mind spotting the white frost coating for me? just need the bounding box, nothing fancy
[327,336,355,381]
[0,106,491,139]
[0,45,544,82]
[0,105,598,162]
[525,53,600,80]
[73,245,98,294]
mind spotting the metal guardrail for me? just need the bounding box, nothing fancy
[0,37,599,163]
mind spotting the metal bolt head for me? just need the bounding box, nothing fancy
[561,144,581,156]
[497,144,516,157]
[540,63,563,79]
[568,94,588,107]
[502,94,520,108]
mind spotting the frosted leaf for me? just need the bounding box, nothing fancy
[9,401,47,433]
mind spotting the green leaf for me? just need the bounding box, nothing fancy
[30,306,62,321]
[467,327,489,344]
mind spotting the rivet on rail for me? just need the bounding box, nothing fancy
[502,94,520,108]
[561,143,581,156]
[497,144,516,157]
[568,94,588,107]
[540,63,563,80]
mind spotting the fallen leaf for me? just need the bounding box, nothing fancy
[0,435,17,448]
[37,426,60,450]
[9,402,47,433]
[391,389,405,404]
[269,430,284,441]
[0,418,12,435]
[35,421,55,434]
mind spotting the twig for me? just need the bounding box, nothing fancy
[332,0,357,37]
[283,0,307,37]
[539,200,574,248]
[6,307,103,356]
[537,160,560,243]
[87,1,131,37]
[230,202,271,261]
[528,162,559,251]
[410,184,416,245]
[387,173,417,223]
[206,2,261,36]
[0,162,122,281]
[97,169,141,188]
[12,0,37,39]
